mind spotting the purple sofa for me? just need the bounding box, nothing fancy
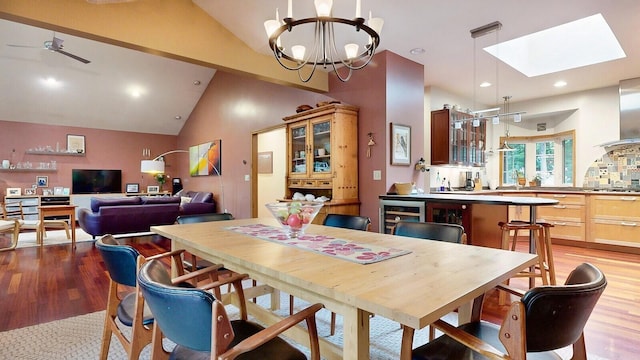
[78,196,181,237]
[179,191,216,215]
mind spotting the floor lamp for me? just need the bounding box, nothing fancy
[140,150,227,213]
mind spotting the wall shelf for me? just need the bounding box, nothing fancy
[25,151,85,157]
[0,168,56,173]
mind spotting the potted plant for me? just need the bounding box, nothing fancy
[154,173,167,191]
[529,174,541,187]
[515,169,526,186]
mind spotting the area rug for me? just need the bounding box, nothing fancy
[0,290,606,360]
[16,229,94,248]
[226,223,411,264]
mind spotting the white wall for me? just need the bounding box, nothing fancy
[257,127,286,218]
[425,85,619,188]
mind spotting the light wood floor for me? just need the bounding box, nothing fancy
[0,234,637,359]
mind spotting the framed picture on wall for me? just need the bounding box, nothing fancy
[67,134,85,154]
[6,188,21,196]
[390,123,411,165]
[147,185,159,193]
[36,176,48,187]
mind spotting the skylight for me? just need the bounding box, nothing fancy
[484,14,626,77]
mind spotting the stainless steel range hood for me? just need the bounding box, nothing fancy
[599,77,640,147]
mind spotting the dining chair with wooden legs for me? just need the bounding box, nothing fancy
[95,234,223,360]
[401,263,607,360]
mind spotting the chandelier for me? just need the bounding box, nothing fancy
[264,0,383,82]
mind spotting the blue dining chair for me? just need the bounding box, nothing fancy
[95,234,222,360]
[402,262,607,360]
[137,258,324,360]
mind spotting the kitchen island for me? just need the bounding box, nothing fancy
[379,193,558,249]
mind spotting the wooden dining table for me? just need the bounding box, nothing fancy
[152,218,538,360]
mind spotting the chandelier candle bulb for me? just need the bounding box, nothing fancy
[287,0,292,18]
[345,43,359,59]
[315,0,332,17]
[356,0,361,18]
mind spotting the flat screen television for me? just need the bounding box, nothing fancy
[72,169,122,194]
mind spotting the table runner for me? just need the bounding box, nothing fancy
[225,223,411,264]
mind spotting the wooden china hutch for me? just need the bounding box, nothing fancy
[282,104,360,224]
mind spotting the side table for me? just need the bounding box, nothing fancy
[38,205,78,248]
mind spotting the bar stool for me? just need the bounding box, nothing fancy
[498,221,549,285]
[502,220,557,285]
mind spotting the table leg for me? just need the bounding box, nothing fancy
[342,307,370,360]
[529,206,537,288]
[70,212,76,249]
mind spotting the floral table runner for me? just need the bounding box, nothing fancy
[225,223,411,264]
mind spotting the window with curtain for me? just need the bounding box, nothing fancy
[500,130,575,186]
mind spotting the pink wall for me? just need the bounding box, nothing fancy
[176,71,334,218]
[327,51,425,231]
[0,120,177,195]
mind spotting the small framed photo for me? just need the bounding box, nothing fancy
[126,183,140,194]
[390,123,411,166]
[147,185,160,193]
[42,189,52,196]
[63,188,70,195]
[67,134,86,154]
[54,186,64,195]
[6,187,21,196]
[24,188,36,195]
[36,176,49,187]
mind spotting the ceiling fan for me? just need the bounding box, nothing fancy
[7,34,91,64]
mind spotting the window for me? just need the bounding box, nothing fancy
[500,130,575,186]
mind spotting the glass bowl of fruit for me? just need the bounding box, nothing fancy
[265,201,324,238]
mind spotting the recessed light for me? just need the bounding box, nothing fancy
[409,48,425,55]
[42,77,62,88]
[554,80,567,87]
[480,81,492,88]
[175,115,182,120]
[484,13,625,77]
[193,80,201,85]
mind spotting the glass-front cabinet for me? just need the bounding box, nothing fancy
[431,108,486,166]
[283,104,360,223]
[288,117,332,178]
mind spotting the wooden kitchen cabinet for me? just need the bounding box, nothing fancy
[589,194,640,248]
[537,193,586,242]
[431,108,486,166]
[283,104,359,223]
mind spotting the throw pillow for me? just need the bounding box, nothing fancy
[180,196,192,207]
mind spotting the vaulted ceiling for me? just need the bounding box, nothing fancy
[1,0,638,135]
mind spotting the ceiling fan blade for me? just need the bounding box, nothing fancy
[6,43,44,49]
[55,49,91,64]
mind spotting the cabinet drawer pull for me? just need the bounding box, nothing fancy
[553,194,567,198]
[621,222,638,227]
[552,205,567,209]
[621,197,637,201]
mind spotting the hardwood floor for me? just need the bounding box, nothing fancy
[0,234,638,359]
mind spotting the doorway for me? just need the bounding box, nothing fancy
[251,125,287,218]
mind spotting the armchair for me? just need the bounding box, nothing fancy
[401,262,607,360]
[137,258,324,360]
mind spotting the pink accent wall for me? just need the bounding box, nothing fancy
[176,71,334,218]
[0,120,177,195]
[327,51,425,231]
